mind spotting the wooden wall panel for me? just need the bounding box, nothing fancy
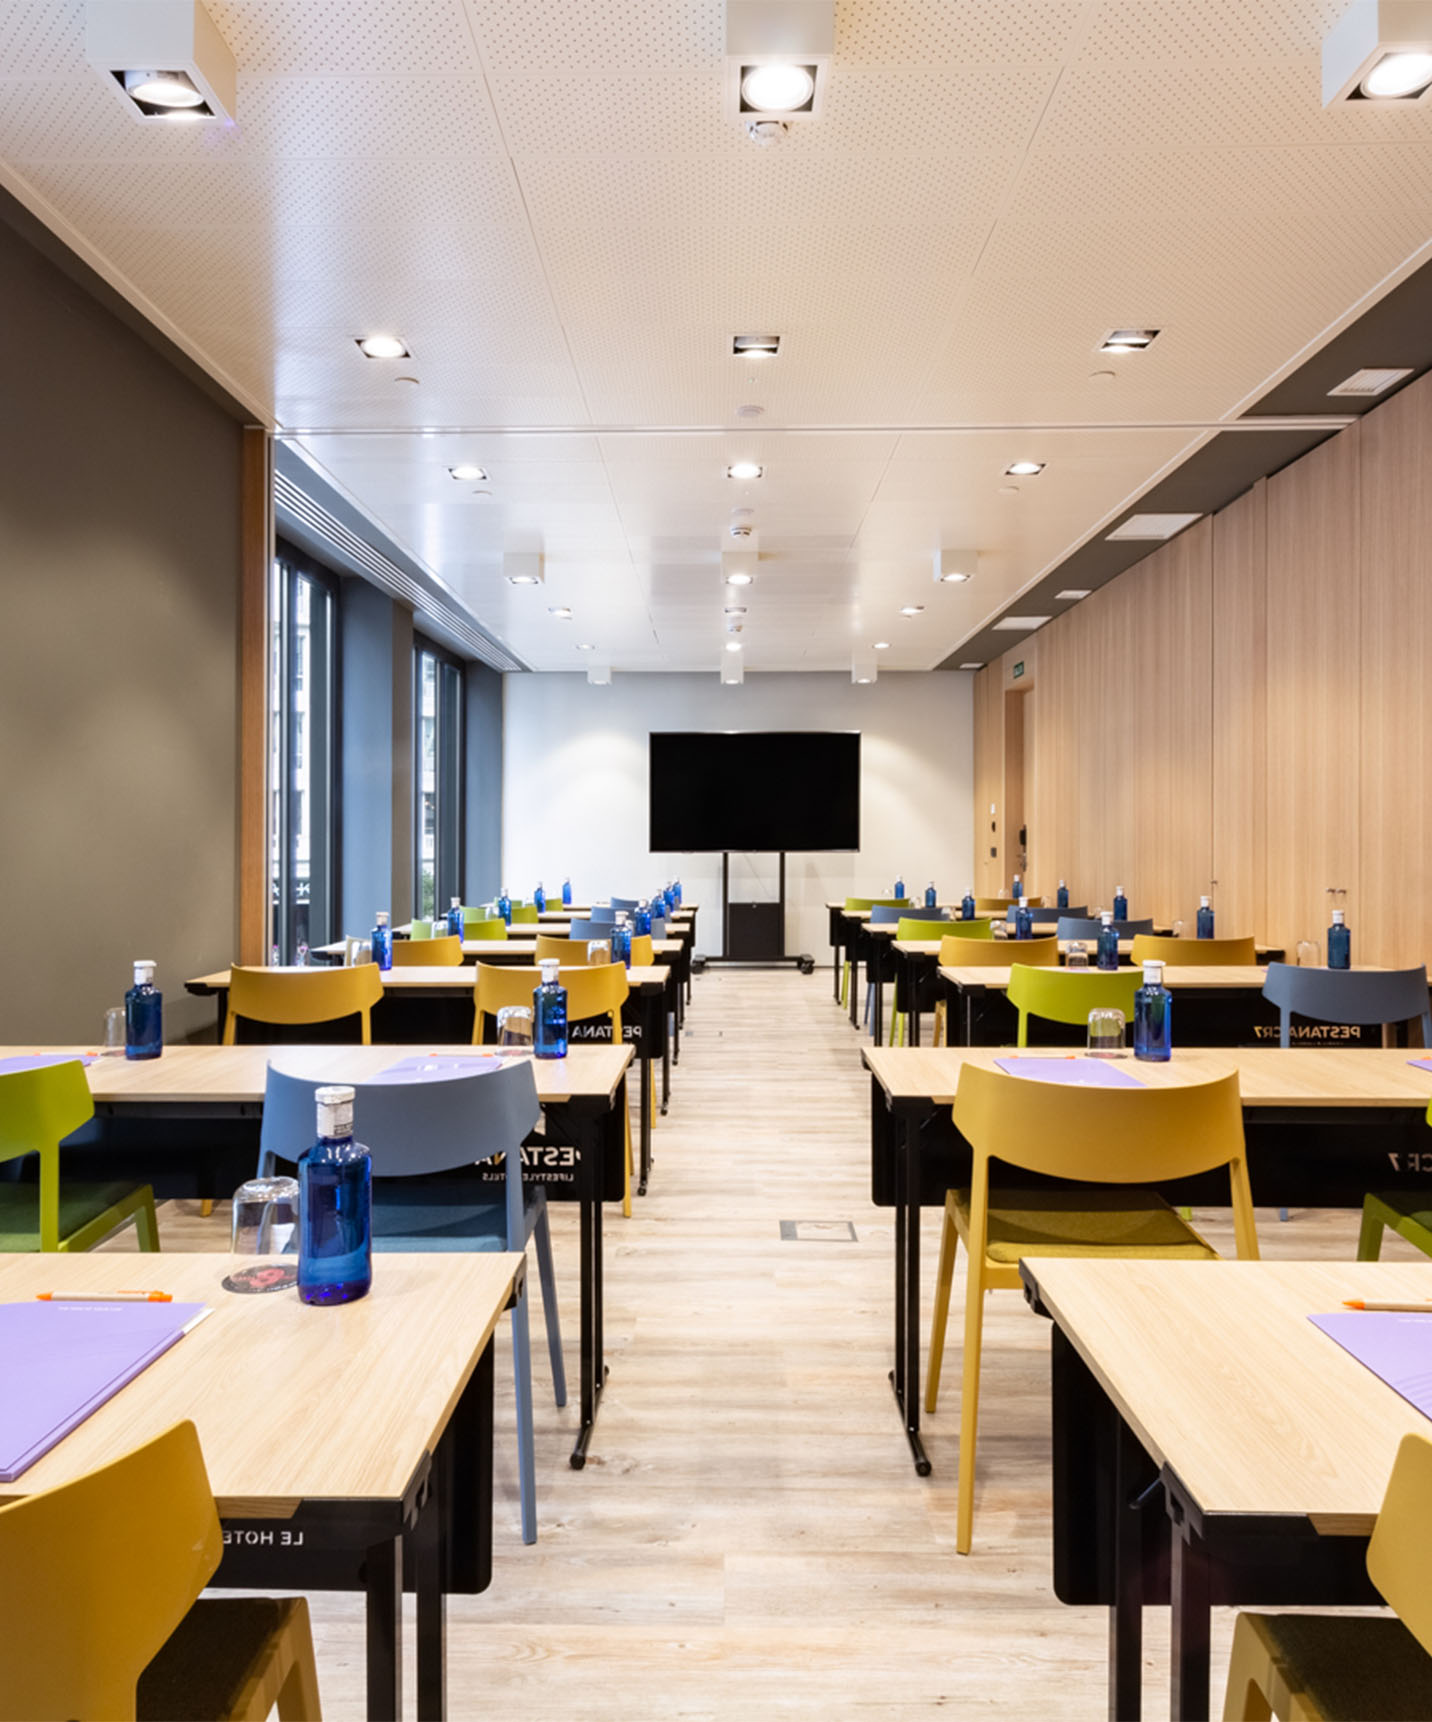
[1211,481,1267,943]
[1265,425,1362,960]
[1358,371,1432,969]
[972,660,1003,896]
[237,426,270,966]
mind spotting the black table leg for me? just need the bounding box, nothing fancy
[1170,1511,1211,1721]
[639,1053,652,1195]
[1111,1417,1146,1721]
[415,1448,447,1722]
[889,1112,931,1475]
[364,1536,403,1722]
[662,1038,670,1113]
[873,952,884,1045]
[571,1112,607,1469]
[909,955,923,1047]
[850,949,860,1027]
[834,938,841,999]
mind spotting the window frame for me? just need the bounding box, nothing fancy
[413,632,465,921]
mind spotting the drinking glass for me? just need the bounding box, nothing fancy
[1065,943,1089,971]
[1296,939,1322,967]
[497,1005,533,1051]
[1171,919,1185,940]
[230,1176,299,1255]
[1087,1008,1127,1057]
[101,1005,126,1056]
[586,939,611,964]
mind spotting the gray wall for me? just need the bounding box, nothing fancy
[0,208,243,1042]
[465,661,503,902]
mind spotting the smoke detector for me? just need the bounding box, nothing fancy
[729,523,756,539]
[745,117,789,143]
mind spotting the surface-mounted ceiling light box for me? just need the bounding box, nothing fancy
[1323,0,1432,102]
[504,552,544,586]
[725,640,743,653]
[86,0,237,121]
[587,665,612,686]
[852,655,876,685]
[1006,461,1044,477]
[1328,366,1414,396]
[934,548,977,584]
[733,335,781,358]
[548,607,573,619]
[1099,329,1160,353]
[449,463,486,481]
[725,0,834,123]
[900,605,925,617]
[721,655,745,685]
[727,461,763,480]
[722,550,758,585]
[358,335,409,359]
[993,616,1052,632]
[1106,513,1202,542]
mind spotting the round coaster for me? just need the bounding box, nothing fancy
[221,1263,298,1295]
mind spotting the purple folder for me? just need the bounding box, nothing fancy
[0,1054,96,1077]
[1408,1058,1432,1073]
[994,1056,1145,1088]
[370,1055,501,1085]
[1310,1311,1432,1421]
[0,1301,205,1481]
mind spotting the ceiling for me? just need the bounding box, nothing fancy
[4,0,1432,673]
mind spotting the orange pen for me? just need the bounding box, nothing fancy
[1342,1299,1432,1312]
[37,1290,173,1303]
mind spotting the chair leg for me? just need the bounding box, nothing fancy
[508,1290,539,1545]
[1357,1197,1388,1261]
[925,1201,959,1414]
[532,1200,568,1408]
[622,1099,633,1218]
[198,1199,215,1218]
[273,1599,323,1722]
[1220,1614,1276,1722]
[955,1259,987,1556]
[135,1192,161,1253]
[1277,1207,1290,1222]
[933,998,947,1047]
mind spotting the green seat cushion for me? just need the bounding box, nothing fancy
[1245,1612,1432,1721]
[951,1186,1218,1265]
[0,1180,146,1252]
[138,1596,296,1721]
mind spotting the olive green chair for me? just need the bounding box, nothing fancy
[1006,964,1141,1049]
[888,918,993,1046]
[1359,1100,1432,1263]
[462,914,508,941]
[838,898,909,1009]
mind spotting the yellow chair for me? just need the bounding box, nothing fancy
[1006,964,1141,1048]
[535,932,578,964]
[463,916,508,941]
[1131,934,1257,967]
[0,1419,320,1722]
[390,933,464,967]
[976,896,1043,914]
[222,965,384,1046]
[474,962,636,1216]
[630,933,654,967]
[887,920,994,1046]
[0,1060,159,1253]
[932,936,1059,1046]
[925,1065,1257,1552]
[1222,1432,1432,1721]
[839,899,909,1008]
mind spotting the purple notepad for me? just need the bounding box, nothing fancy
[1408,1059,1432,1073]
[994,1056,1145,1088]
[0,1054,96,1077]
[0,1301,206,1481]
[1310,1311,1432,1421]
[371,1055,502,1085]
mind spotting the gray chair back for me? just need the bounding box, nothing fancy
[585,905,617,926]
[649,917,666,939]
[568,917,611,942]
[1261,962,1432,1049]
[610,896,639,913]
[870,905,948,925]
[1008,904,1087,922]
[1056,916,1155,941]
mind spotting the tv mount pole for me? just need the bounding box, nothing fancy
[710,852,814,973]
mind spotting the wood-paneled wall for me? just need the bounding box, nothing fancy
[972,369,1432,968]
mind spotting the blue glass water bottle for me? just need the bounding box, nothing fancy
[961,890,976,921]
[893,874,906,900]
[925,881,938,908]
[371,911,392,970]
[447,896,464,939]
[672,879,683,906]
[634,900,652,936]
[1196,894,1214,940]
[1113,886,1129,922]
[534,881,546,913]
[1096,912,1120,971]
[562,877,573,907]
[497,887,513,927]
[1057,880,1070,911]
[534,959,568,1058]
[298,1085,371,1306]
[610,913,632,968]
[1134,961,1173,1062]
[1014,901,1034,940]
[125,960,163,1060]
[1328,909,1351,970]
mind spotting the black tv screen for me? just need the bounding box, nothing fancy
[649,731,861,852]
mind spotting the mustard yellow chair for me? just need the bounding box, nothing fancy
[536,932,579,964]
[839,899,909,1008]
[1222,1432,1432,1721]
[630,933,654,968]
[932,935,1059,1046]
[1006,964,1141,1048]
[390,933,464,967]
[0,1419,320,1722]
[886,920,995,1046]
[926,1064,1258,1552]
[222,965,384,1046]
[976,896,1043,914]
[1130,933,1257,967]
[474,962,636,1216]
[0,1060,159,1253]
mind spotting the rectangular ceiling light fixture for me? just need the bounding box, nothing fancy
[1106,513,1202,542]
[1098,329,1160,353]
[1323,0,1432,103]
[1327,366,1415,396]
[86,0,237,121]
[992,616,1052,632]
[1055,588,1092,601]
[959,662,985,671]
[726,1,835,123]
[733,334,781,357]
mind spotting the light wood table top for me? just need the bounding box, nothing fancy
[1028,1257,1432,1534]
[895,937,1141,957]
[939,961,1279,989]
[862,1044,1432,1108]
[0,1251,521,1515]
[7,1044,634,1106]
[189,963,671,991]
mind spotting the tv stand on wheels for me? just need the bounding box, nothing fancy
[708,852,815,973]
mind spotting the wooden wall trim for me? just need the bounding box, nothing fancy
[237,426,271,965]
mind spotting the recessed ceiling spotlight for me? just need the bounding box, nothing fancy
[873,641,890,650]
[854,676,873,685]
[357,334,409,359]
[1323,4,1432,103]
[899,605,925,617]
[1099,328,1160,354]
[1328,366,1414,397]
[1056,588,1092,601]
[577,643,596,652]
[725,570,754,587]
[724,605,748,616]
[508,574,541,586]
[740,63,815,112]
[1005,460,1044,477]
[725,639,743,653]
[733,334,781,357]
[548,606,573,619]
[727,461,763,480]
[1362,48,1432,94]
[939,570,971,584]
[123,69,204,107]
[449,463,486,481]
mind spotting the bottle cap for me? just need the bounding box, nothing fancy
[451,896,461,908]
[376,910,389,925]
[315,1085,354,1139]
[1332,909,1346,924]
[1115,886,1124,895]
[540,958,560,982]
[133,960,155,985]
[1101,911,1114,924]
[1059,878,1066,887]
[1200,895,1210,907]
[1142,960,1164,984]
[316,1084,355,1106]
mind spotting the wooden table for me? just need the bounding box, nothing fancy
[10,1044,631,1468]
[186,966,670,1195]
[1023,1257,1432,1720]
[0,1250,521,1722]
[861,1044,1432,1476]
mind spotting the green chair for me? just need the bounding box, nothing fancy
[839,898,909,1008]
[888,919,993,1045]
[1006,964,1141,1048]
[1359,1100,1432,1262]
[0,1059,160,1253]
[510,903,540,925]
[410,918,434,939]
[463,913,508,942]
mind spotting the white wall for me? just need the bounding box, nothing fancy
[502,671,975,957]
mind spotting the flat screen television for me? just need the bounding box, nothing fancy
[648,731,861,852]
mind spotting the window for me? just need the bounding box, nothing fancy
[270,550,337,961]
[414,637,463,920]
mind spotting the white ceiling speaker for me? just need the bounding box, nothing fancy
[1324,0,1432,103]
[934,548,978,585]
[503,551,544,586]
[586,664,612,686]
[726,1,834,127]
[86,0,236,121]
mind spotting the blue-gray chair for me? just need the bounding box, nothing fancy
[649,916,666,939]
[1261,963,1432,1050]
[862,907,949,1026]
[1008,904,1087,923]
[1056,916,1155,941]
[610,896,639,913]
[257,1057,563,1546]
[568,917,611,943]
[585,905,617,926]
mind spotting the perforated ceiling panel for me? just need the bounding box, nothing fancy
[1,0,1430,670]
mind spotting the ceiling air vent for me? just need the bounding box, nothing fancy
[1327,367,1414,397]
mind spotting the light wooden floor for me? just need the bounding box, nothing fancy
[109,967,1417,1720]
